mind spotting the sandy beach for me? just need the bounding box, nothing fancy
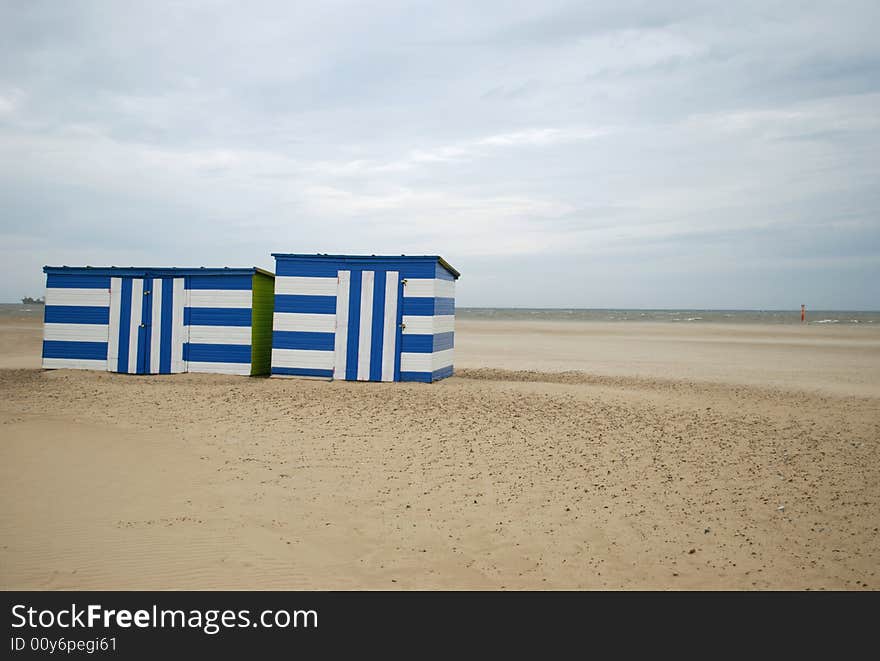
[1,313,878,589]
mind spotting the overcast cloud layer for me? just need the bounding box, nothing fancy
[1,1,878,307]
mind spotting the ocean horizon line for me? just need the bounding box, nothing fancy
[458,306,880,313]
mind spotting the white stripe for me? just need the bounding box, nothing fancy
[128,279,143,374]
[399,349,455,374]
[402,279,434,298]
[45,287,110,307]
[106,277,121,372]
[275,276,338,296]
[186,361,251,375]
[332,271,350,379]
[273,312,336,333]
[357,271,374,381]
[401,315,433,334]
[171,278,186,373]
[43,323,109,342]
[433,348,454,370]
[402,315,455,335]
[273,348,335,370]
[400,352,431,373]
[434,315,455,334]
[188,325,252,344]
[187,289,251,308]
[150,279,162,374]
[42,358,108,371]
[403,278,455,299]
[381,271,398,382]
[436,279,455,299]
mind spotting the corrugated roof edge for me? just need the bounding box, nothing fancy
[270,254,460,279]
[436,256,460,280]
[43,266,275,278]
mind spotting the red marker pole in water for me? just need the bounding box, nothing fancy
[801,304,806,323]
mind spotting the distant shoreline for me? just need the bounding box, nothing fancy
[457,307,880,313]
[455,308,879,325]
[1,302,876,312]
[2,302,877,325]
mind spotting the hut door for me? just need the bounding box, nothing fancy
[333,270,403,382]
[107,276,187,374]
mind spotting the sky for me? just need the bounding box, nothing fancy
[1,1,878,308]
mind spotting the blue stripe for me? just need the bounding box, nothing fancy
[186,274,253,290]
[272,331,335,351]
[274,294,337,314]
[433,331,454,352]
[183,343,251,363]
[138,277,152,374]
[159,278,173,374]
[401,334,434,353]
[271,367,334,378]
[435,297,455,315]
[435,262,456,281]
[345,270,362,381]
[401,297,433,316]
[273,256,443,279]
[42,340,108,360]
[369,270,386,382]
[45,274,111,289]
[117,279,132,373]
[44,306,110,324]
[402,297,453,316]
[274,261,342,277]
[184,307,251,326]
[400,371,432,383]
[46,267,260,277]
[401,365,454,383]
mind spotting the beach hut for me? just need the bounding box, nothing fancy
[271,254,460,382]
[41,266,275,375]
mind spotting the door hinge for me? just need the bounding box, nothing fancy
[400,322,406,330]
[401,279,408,285]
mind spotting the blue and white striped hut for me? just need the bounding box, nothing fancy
[41,266,275,375]
[271,254,460,382]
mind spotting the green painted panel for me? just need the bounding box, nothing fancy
[250,271,275,375]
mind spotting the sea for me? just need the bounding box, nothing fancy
[457,308,879,325]
[3,303,877,326]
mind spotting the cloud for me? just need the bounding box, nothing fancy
[1,1,878,307]
[0,88,24,116]
[312,126,609,175]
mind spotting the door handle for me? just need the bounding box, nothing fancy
[139,323,146,328]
